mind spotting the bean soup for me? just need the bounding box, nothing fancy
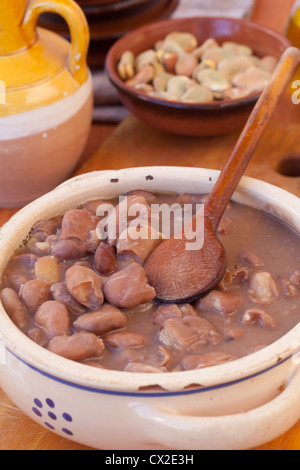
[1,190,300,373]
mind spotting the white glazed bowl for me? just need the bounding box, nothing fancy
[0,167,300,450]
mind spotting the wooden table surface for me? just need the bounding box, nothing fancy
[1,0,300,451]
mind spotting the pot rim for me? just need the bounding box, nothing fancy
[0,166,300,394]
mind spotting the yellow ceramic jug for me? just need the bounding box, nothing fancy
[0,0,93,208]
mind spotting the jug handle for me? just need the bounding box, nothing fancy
[21,0,90,85]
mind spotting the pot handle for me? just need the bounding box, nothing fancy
[134,366,300,450]
[21,0,89,84]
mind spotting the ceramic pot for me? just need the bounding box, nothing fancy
[0,167,300,450]
[0,0,93,208]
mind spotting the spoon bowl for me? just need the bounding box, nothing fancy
[145,215,227,303]
[145,47,300,303]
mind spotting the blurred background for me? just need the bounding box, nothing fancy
[37,0,257,124]
[36,0,299,167]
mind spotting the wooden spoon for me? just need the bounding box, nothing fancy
[144,47,300,303]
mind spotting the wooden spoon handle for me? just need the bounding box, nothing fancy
[205,46,300,231]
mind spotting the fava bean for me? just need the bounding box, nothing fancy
[60,209,99,242]
[32,217,62,241]
[94,244,117,276]
[73,303,126,335]
[66,265,104,310]
[0,287,30,332]
[196,290,243,316]
[241,308,277,328]
[117,34,277,103]
[48,332,105,362]
[34,255,62,284]
[20,279,51,313]
[34,300,70,338]
[103,330,145,349]
[248,271,279,305]
[49,237,89,260]
[158,316,221,353]
[50,282,86,316]
[103,263,156,308]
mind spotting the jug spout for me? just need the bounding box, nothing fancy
[0,0,33,54]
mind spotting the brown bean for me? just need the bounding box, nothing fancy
[158,315,221,353]
[126,190,158,204]
[103,263,156,308]
[3,272,29,292]
[11,253,38,269]
[104,195,150,246]
[49,236,89,260]
[241,308,277,328]
[3,253,38,290]
[145,345,171,368]
[248,271,279,305]
[65,265,104,310]
[50,282,86,316]
[20,279,51,314]
[240,250,263,267]
[73,303,126,335]
[117,224,163,263]
[0,287,30,332]
[32,217,62,241]
[60,209,99,242]
[103,330,145,349]
[27,328,49,347]
[152,304,182,326]
[34,300,71,338]
[179,304,198,317]
[196,290,243,316]
[34,255,63,284]
[94,244,117,275]
[48,332,105,362]
[82,199,113,215]
[85,229,101,254]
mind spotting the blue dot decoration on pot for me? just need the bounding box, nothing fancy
[32,397,74,437]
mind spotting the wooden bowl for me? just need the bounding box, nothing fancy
[106,17,292,136]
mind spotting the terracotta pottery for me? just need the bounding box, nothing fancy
[0,0,93,208]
